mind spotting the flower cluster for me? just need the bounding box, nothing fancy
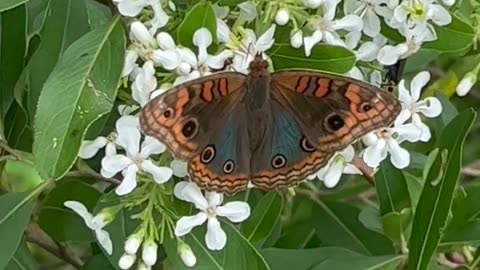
[64,0,472,268]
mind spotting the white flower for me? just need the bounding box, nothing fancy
[346,66,364,80]
[344,0,397,37]
[147,0,169,34]
[275,8,290,25]
[118,254,136,269]
[396,71,441,142]
[392,0,451,36]
[377,25,434,65]
[311,145,361,188]
[101,116,172,195]
[228,25,276,73]
[303,0,324,8]
[174,182,250,250]
[114,0,148,17]
[178,241,196,267]
[457,72,477,96]
[174,28,233,85]
[64,201,113,255]
[79,134,117,159]
[142,240,158,266]
[79,113,139,159]
[132,61,157,106]
[118,104,139,116]
[362,118,424,169]
[304,13,363,56]
[354,36,386,62]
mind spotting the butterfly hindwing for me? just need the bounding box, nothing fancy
[140,73,247,159]
[251,100,332,190]
[188,105,251,194]
[271,71,401,152]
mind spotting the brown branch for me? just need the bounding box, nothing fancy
[0,140,30,164]
[65,170,121,185]
[25,222,84,269]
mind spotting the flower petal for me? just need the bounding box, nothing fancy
[430,4,452,26]
[303,30,323,57]
[152,49,180,70]
[102,155,133,175]
[79,137,108,159]
[333,15,363,32]
[140,136,166,158]
[205,191,223,207]
[377,43,408,65]
[64,201,95,228]
[238,1,257,22]
[115,165,139,196]
[363,139,387,168]
[410,71,430,102]
[171,160,188,177]
[216,19,231,43]
[216,202,251,222]
[175,213,208,236]
[131,21,154,47]
[205,218,227,250]
[419,97,442,118]
[156,32,176,50]
[142,160,173,184]
[174,182,208,210]
[256,24,276,52]
[387,139,410,169]
[95,229,113,255]
[362,11,380,37]
[323,161,344,188]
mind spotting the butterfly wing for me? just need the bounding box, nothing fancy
[140,72,247,160]
[187,104,251,194]
[251,100,333,190]
[270,71,401,153]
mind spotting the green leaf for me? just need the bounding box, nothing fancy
[0,0,28,12]
[218,0,244,5]
[0,4,26,121]
[0,192,36,269]
[176,2,217,51]
[404,172,423,209]
[270,44,355,74]
[311,255,402,270]
[274,197,316,249]
[381,208,413,242]
[4,160,43,192]
[240,192,283,246]
[422,14,474,53]
[33,18,125,180]
[86,0,111,28]
[408,109,477,270]
[4,239,36,270]
[312,201,395,256]
[441,219,480,246]
[37,179,101,242]
[376,161,411,215]
[164,222,270,270]
[26,0,90,122]
[262,247,401,270]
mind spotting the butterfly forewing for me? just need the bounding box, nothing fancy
[140,73,247,160]
[270,71,401,152]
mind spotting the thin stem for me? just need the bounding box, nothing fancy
[65,170,121,185]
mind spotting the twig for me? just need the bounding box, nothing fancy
[65,170,121,185]
[351,156,375,186]
[0,140,29,163]
[25,222,84,269]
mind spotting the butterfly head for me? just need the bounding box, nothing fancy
[248,54,269,77]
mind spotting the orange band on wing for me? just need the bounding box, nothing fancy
[218,78,228,97]
[295,76,310,93]
[314,78,331,98]
[201,80,214,102]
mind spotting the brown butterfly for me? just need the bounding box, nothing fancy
[140,55,401,195]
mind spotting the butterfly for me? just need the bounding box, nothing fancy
[140,54,401,195]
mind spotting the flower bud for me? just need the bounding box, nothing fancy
[456,72,477,96]
[275,8,289,25]
[303,0,323,8]
[290,30,303,48]
[124,233,143,255]
[178,241,197,267]
[118,254,136,270]
[131,22,155,48]
[142,240,158,266]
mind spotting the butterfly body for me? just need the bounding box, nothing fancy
[140,55,401,194]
